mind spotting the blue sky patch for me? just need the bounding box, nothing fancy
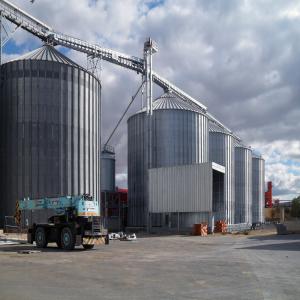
[147,0,164,10]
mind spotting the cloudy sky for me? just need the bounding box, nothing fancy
[2,0,300,199]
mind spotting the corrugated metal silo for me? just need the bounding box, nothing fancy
[235,146,252,224]
[209,123,235,224]
[101,145,116,192]
[252,155,265,223]
[0,45,101,226]
[127,92,209,227]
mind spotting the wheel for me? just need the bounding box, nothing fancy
[61,227,76,250]
[83,244,94,250]
[35,227,48,248]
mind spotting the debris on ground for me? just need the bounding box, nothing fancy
[18,250,41,254]
[109,232,137,241]
[120,233,137,241]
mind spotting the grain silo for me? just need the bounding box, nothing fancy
[252,155,265,223]
[127,92,209,227]
[0,44,101,226]
[235,146,252,224]
[209,123,235,224]
[100,145,116,192]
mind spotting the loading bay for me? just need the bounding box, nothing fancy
[0,231,299,300]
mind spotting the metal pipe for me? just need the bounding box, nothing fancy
[104,81,144,146]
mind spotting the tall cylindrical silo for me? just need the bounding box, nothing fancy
[209,123,235,224]
[0,45,101,226]
[235,146,252,224]
[100,145,116,192]
[127,92,209,227]
[252,155,265,223]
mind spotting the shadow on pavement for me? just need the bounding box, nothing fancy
[0,244,94,253]
[239,241,300,251]
[248,233,300,241]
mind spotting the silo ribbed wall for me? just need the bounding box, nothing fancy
[252,156,265,223]
[209,131,235,224]
[235,147,252,224]
[0,47,101,226]
[128,112,148,227]
[101,149,116,192]
[128,96,208,228]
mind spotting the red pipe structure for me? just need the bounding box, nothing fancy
[265,181,273,208]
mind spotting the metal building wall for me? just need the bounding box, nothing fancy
[235,146,252,224]
[128,94,209,227]
[149,163,213,213]
[209,130,235,224]
[0,48,101,226]
[100,147,116,192]
[252,156,265,223]
[149,212,210,231]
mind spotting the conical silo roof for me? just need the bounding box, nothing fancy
[153,92,203,113]
[9,44,80,68]
[135,92,205,115]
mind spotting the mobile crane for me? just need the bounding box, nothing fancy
[16,194,108,250]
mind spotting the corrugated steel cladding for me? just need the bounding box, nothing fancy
[252,156,265,223]
[149,163,213,213]
[151,212,210,229]
[235,146,252,224]
[209,130,235,224]
[0,45,101,225]
[128,93,208,227]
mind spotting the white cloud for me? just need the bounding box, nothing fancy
[2,0,300,198]
[253,140,300,199]
[116,173,127,188]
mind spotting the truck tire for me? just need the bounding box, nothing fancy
[61,227,76,250]
[35,227,48,248]
[83,244,94,250]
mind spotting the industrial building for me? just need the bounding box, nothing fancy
[252,155,265,223]
[0,45,265,231]
[100,145,116,193]
[0,0,265,233]
[100,145,128,231]
[128,93,210,228]
[127,93,265,231]
[234,145,253,224]
[0,45,101,226]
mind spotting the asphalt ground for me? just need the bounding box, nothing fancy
[0,231,299,300]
